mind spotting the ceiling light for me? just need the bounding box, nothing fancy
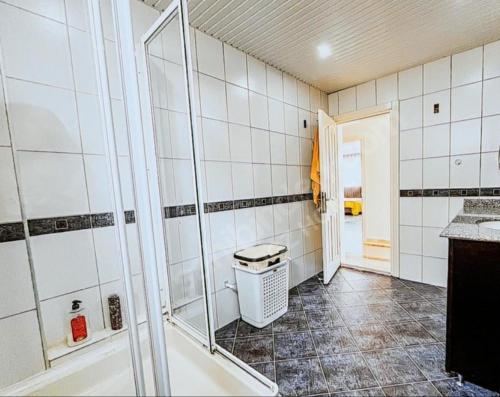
[317,43,332,59]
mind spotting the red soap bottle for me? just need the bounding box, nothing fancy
[66,300,91,346]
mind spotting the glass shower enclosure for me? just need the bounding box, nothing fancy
[0,0,278,393]
[138,0,215,348]
[126,1,275,393]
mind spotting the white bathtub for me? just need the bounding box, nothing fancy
[0,323,277,396]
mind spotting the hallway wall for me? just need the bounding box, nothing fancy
[341,115,391,242]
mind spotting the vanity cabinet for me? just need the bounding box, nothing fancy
[446,238,500,392]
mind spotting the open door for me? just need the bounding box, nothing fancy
[318,110,343,284]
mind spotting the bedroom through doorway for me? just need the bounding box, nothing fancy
[339,113,391,274]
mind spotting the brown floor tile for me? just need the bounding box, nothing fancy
[233,335,274,364]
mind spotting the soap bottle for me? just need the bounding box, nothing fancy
[67,300,91,347]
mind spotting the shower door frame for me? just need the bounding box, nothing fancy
[138,0,217,351]
[137,1,278,393]
[109,0,174,395]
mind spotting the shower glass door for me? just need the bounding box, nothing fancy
[139,0,215,347]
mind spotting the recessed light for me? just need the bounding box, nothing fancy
[317,43,332,59]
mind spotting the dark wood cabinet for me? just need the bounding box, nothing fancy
[446,239,500,392]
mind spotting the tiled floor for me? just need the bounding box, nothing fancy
[215,267,498,397]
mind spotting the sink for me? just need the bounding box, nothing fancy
[478,221,500,231]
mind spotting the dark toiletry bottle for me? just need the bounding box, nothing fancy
[108,294,123,331]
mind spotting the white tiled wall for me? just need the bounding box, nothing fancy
[0,0,159,387]
[150,26,327,330]
[329,41,500,288]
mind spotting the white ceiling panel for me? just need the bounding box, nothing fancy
[143,0,500,93]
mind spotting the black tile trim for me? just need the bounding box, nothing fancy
[401,187,500,198]
[91,212,115,228]
[450,188,480,197]
[423,189,450,197]
[400,190,423,197]
[205,200,234,213]
[0,222,25,242]
[234,199,255,209]
[28,215,92,236]
[254,197,274,207]
[273,195,289,204]
[164,204,197,219]
[1,210,138,241]
[27,211,119,237]
[480,187,500,196]
[124,210,136,224]
[163,194,315,219]
[289,194,306,203]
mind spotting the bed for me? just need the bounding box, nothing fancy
[344,186,362,215]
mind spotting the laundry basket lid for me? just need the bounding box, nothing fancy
[234,244,287,262]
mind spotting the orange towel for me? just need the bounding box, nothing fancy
[310,127,320,208]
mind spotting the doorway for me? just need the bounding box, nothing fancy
[319,105,399,283]
[338,114,391,274]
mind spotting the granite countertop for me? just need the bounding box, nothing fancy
[440,199,500,243]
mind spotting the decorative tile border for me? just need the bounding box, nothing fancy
[234,199,255,209]
[124,210,136,224]
[1,193,315,240]
[10,210,135,239]
[400,188,500,198]
[91,212,115,228]
[273,195,289,204]
[480,187,500,196]
[254,197,274,207]
[400,190,423,197]
[28,215,92,237]
[164,193,315,219]
[449,188,480,197]
[164,204,197,219]
[0,222,25,243]
[422,189,451,197]
[204,200,234,213]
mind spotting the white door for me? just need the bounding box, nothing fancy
[318,110,343,284]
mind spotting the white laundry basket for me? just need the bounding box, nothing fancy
[233,249,289,328]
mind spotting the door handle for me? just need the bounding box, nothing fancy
[320,191,326,213]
